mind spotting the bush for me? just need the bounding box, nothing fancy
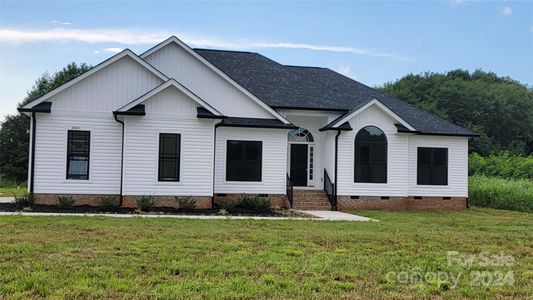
[234,195,272,213]
[469,153,533,179]
[99,196,120,209]
[469,175,533,212]
[58,195,75,208]
[14,193,33,209]
[175,196,196,210]
[137,195,157,211]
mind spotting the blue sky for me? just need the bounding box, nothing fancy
[1,0,532,119]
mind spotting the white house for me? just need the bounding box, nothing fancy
[19,36,477,211]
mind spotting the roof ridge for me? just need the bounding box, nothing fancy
[193,48,257,54]
[284,65,326,69]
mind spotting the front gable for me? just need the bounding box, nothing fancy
[115,79,223,117]
[141,37,290,123]
[21,50,167,113]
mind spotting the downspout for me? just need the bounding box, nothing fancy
[212,121,223,209]
[333,129,342,211]
[113,114,125,207]
[29,112,36,195]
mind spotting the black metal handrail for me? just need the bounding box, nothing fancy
[286,174,294,208]
[324,169,336,210]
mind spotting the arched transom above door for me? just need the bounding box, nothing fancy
[288,128,314,142]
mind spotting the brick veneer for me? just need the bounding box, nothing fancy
[337,196,467,211]
[33,194,212,209]
[213,194,289,209]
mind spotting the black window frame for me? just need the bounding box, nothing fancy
[417,147,448,185]
[354,126,388,183]
[66,130,91,180]
[226,140,263,182]
[158,133,181,182]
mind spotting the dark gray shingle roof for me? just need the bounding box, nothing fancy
[194,49,477,136]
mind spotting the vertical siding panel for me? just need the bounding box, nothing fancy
[49,56,163,112]
[144,43,272,118]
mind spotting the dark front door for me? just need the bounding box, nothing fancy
[290,144,308,186]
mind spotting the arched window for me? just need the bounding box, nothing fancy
[354,126,387,183]
[288,128,314,142]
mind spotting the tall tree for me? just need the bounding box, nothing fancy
[0,63,91,182]
[380,69,533,155]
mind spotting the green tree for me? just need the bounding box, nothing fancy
[0,63,91,182]
[380,69,533,155]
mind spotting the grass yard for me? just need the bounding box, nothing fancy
[0,208,531,299]
[0,186,26,197]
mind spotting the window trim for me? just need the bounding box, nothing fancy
[158,133,181,182]
[417,147,448,186]
[225,140,263,182]
[66,130,91,180]
[354,126,388,184]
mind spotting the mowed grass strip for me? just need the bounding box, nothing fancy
[0,208,531,299]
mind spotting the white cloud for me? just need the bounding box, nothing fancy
[529,26,533,33]
[49,20,72,25]
[501,6,512,16]
[102,47,124,54]
[0,27,413,61]
[93,50,100,54]
[337,65,356,79]
[453,0,466,5]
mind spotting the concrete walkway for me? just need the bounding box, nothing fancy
[0,197,14,203]
[0,210,375,222]
[300,210,376,221]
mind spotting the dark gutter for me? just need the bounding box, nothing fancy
[197,107,226,119]
[113,114,125,207]
[113,104,145,116]
[271,105,348,112]
[212,121,224,209]
[18,102,52,113]
[333,130,341,211]
[319,122,353,132]
[29,112,36,195]
[218,123,298,130]
[416,132,480,138]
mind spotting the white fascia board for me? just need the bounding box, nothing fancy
[332,99,416,131]
[22,49,168,109]
[117,79,223,116]
[141,36,291,124]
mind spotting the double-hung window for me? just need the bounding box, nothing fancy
[226,140,262,181]
[66,130,90,180]
[417,147,448,185]
[158,133,181,182]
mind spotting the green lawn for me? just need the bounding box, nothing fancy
[0,186,26,197]
[0,208,531,299]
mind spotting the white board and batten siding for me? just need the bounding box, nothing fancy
[143,43,272,119]
[48,56,163,112]
[337,105,408,197]
[407,136,468,197]
[215,127,288,194]
[122,87,217,196]
[33,112,122,194]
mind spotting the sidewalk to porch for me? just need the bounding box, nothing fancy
[300,210,376,221]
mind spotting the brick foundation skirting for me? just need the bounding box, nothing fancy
[33,194,212,209]
[337,196,467,211]
[213,194,289,209]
